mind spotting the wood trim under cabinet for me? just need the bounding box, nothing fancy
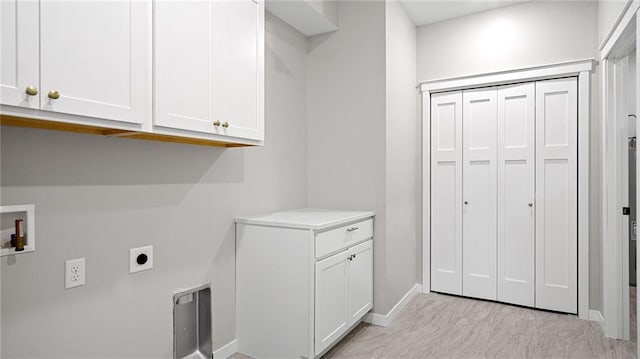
[0,114,253,148]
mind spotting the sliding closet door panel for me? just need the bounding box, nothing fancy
[535,78,578,314]
[462,88,497,301]
[497,83,535,307]
[431,91,463,295]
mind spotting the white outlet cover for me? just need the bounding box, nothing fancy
[130,245,153,274]
[65,258,85,289]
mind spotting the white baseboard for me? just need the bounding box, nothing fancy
[589,310,605,330]
[213,339,238,359]
[363,283,421,327]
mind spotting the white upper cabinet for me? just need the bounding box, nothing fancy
[154,0,211,132]
[1,0,264,147]
[214,0,263,141]
[0,0,39,109]
[154,0,264,142]
[39,0,151,125]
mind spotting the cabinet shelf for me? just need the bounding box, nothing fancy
[0,114,255,148]
[1,0,264,148]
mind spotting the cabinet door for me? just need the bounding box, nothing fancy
[462,88,498,301]
[213,0,264,141]
[347,240,373,324]
[535,78,578,314]
[315,250,349,356]
[497,83,535,307]
[430,91,463,295]
[40,0,150,124]
[154,0,213,133]
[155,0,264,141]
[0,0,39,108]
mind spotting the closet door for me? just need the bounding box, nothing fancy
[535,78,578,314]
[497,83,535,307]
[462,88,497,301]
[431,91,463,295]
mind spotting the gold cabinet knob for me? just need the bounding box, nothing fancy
[25,86,38,96]
[48,90,60,100]
[213,120,221,126]
[222,122,229,128]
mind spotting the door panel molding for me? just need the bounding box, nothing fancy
[430,91,463,295]
[497,82,535,308]
[422,59,592,320]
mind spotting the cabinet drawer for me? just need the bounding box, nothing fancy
[315,219,373,259]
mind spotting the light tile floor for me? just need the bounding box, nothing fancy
[631,286,636,344]
[233,292,637,358]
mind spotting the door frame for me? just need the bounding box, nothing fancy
[419,59,594,320]
[600,0,640,341]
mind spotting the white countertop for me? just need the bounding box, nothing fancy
[235,208,375,230]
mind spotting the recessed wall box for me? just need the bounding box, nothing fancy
[1,204,35,256]
[173,284,212,359]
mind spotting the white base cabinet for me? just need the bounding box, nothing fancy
[315,240,372,356]
[236,209,374,359]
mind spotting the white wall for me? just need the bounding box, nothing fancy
[598,0,631,49]
[0,13,308,358]
[416,0,603,310]
[385,0,419,309]
[307,0,390,312]
[417,1,598,81]
[308,0,338,27]
[307,0,419,314]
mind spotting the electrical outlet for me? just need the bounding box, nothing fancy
[65,258,85,289]
[130,245,153,274]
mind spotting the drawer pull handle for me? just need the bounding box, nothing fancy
[346,227,359,232]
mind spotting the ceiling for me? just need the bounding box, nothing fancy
[399,0,531,26]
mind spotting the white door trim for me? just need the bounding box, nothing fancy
[637,15,640,349]
[600,3,640,343]
[599,0,638,59]
[420,59,594,320]
[419,59,594,93]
